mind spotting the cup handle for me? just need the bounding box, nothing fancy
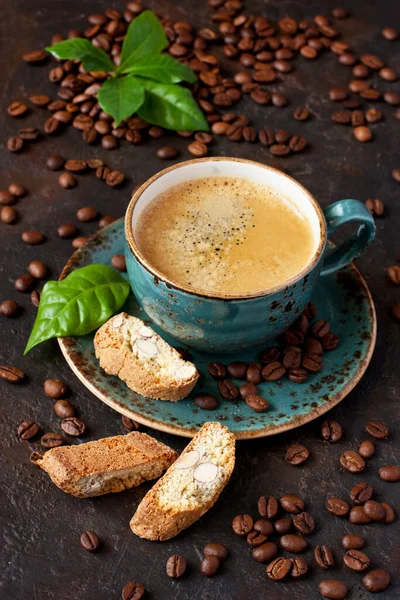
[320,199,375,276]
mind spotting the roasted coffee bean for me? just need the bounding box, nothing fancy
[1,206,18,224]
[77,206,97,222]
[349,506,372,524]
[8,101,28,117]
[252,542,278,563]
[272,92,288,107]
[382,26,398,40]
[188,141,208,157]
[260,347,280,364]
[344,549,370,572]
[378,465,400,482]
[203,542,228,561]
[331,110,352,125]
[359,440,375,458]
[57,223,77,238]
[18,419,40,440]
[280,495,304,514]
[312,320,330,338]
[280,534,307,553]
[286,444,309,466]
[326,497,349,517]
[329,87,348,101]
[247,531,268,547]
[262,361,286,381]
[106,170,124,187]
[61,417,86,436]
[28,260,48,280]
[342,534,365,550]
[301,45,318,59]
[0,300,19,317]
[365,198,384,216]
[58,172,77,189]
[239,383,258,399]
[121,581,145,600]
[291,556,308,578]
[321,420,342,442]
[157,146,178,160]
[200,555,220,577]
[246,362,262,384]
[41,432,64,448]
[340,450,365,473]
[65,159,86,173]
[332,7,349,19]
[319,579,348,599]
[381,502,395,523]
[44,379,67,399]
[208,362,226,379]
[232,514,253,536]
[258,495,278,519]
[282,329,304,345]
[8,182,27,197]
[288,368,308,383]
[266,557,292,581]
[98,216,116,228]
[315,545,334,569]
[217,379,239,400]
[194,393,218,410]
[270,143,290,157]
[364,500,386,522]
[362,569,391,593]
[289,135,308,152]
[274,518,293,534]
[388,265,400,284]
[322,333,339,351]
[365,420,389,439]
[0,365,25,383]
[29,94,50,107]
[392,168,400,183]
[101,135,117,150]
[293,512,314,535]
[80,530,100,552]
[44,117,61,135]
[293,107,309,121]
[384,91,400,106]
[302,352,322,372]
[111,254,126,272]
[72,237,88,249]
[22,230,44,245]
[121,415,139,431]
[254,518,274,536]
[7,136,23,152]
[166,554,186,578]
[303,301,317,319]
[379,67,397,81]
[30,290,40,308]
[353,125,372,142]
[47,155,65,171]
[283,349,301,369]
[15,274,34,292]
[54,400,75,418]
[246,394,269,412]
[226,361,247,379]
[365,108,382,123]
[19,126,39,141]
[0,190,16,206]
[22,49,46,63]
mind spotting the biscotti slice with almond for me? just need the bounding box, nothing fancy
[130,422,236,541]
[35,432,178,498]
[94,312,199,401]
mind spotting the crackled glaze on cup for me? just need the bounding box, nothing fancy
[125,158,374,353]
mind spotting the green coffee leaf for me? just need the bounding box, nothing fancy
[24,265,130,354]
[46,39,115,73]
[119,54,197,83]
[97,76,145,126]
[135,78,209,131]
[118,10,168,73]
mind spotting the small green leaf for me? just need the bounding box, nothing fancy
[46,39,115,73]
[118,10,168,73]
[134,78,209,132]
[97,76,145,126]
[120,54,197,83]
[24,265,130,354]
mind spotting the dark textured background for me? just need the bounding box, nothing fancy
[1,0,399,598]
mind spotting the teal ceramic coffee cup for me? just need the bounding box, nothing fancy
[125,158,375,353]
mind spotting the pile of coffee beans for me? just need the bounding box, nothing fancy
[200,542,229,576]
[197,302,339,413]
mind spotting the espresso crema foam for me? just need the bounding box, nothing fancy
[135,176,316,295]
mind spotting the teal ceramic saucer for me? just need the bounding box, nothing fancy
[58,219,376,440]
